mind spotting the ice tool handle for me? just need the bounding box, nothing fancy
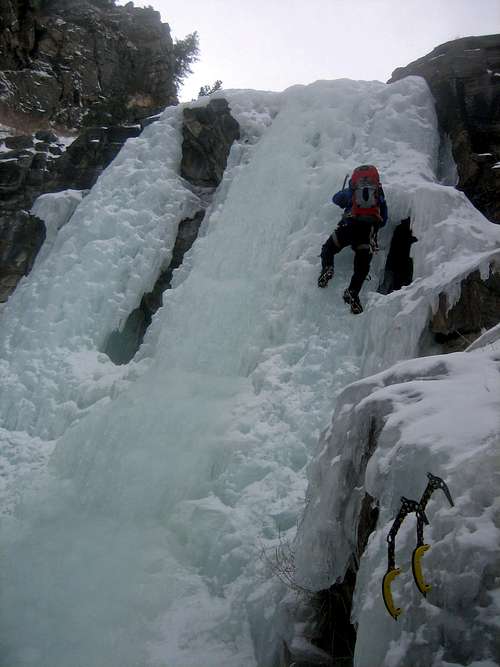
[382,497,427,620]
[386,497,428,571]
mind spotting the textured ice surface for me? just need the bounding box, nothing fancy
[0,105,201,440]
[0,78,499,667]
[31,189,87,264]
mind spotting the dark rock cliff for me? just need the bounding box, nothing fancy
[390,34,500,224]
[0,0,177,130]
[181,98,241,187]
[0,0,182,302]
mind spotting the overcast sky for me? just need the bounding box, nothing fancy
[123,0,500,101]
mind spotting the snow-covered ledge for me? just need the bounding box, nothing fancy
[294,328,500,666]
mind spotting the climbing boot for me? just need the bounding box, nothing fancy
[318,266,334,288]
[343,288,363,314]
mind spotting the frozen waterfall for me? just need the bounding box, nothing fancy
[0,77,499,667]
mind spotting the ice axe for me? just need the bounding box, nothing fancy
[382,472,454,620]
[411,473,454,598]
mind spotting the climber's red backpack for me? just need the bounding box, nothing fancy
[349,165,382,220]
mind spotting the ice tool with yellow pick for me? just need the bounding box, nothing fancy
[382,472,454,620]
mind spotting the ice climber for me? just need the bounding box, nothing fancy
[317,164,388,314]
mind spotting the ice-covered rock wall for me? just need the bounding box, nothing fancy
[390,34,500,223]
[0,76,499,667]
[294,335,500,666]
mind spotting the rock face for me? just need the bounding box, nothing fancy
[0,210,45,301]
[429,265,500,352]
[390,34,500,223]
[0,124,144,206]
[181,98,241,187]
[49,125,143,190]
[0,0,177,130]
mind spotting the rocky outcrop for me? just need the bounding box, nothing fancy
[0,123,143,301]
[0,210,45,301]
[0,124,143,207]
[390,34,500,223]
[293,349,499,667]
[48,125,143,190]
[429,264,500,352]
[0,0,177,130]
[103,99,241,363]
[181,98,241,187]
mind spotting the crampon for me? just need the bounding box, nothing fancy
[318,266,334,288]
[343,288,363,314]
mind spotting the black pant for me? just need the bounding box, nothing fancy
[321,219,374,296]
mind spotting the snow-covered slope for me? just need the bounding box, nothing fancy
[0,77,498,667]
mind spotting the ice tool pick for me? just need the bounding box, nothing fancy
[382,472,454,620]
